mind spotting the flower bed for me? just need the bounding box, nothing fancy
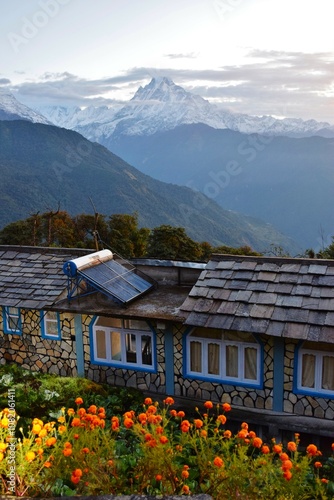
[0,397,333,499]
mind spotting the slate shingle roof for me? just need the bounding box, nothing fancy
[180,254,334,343]
[0,246,87,309]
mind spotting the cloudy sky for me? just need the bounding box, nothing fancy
[1,0,333,123]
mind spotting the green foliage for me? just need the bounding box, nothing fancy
[147,224,203,260]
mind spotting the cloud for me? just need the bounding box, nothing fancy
[9,50,334,123]
[0,78,11,85]
[164,52,198,59]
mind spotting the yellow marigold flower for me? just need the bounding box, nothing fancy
[58,425,66,434]
[58,416,65,423]
[25,451,36,462]
[213,456,224,468]
[32,423,42,434]
[0,417,9,428]
[287,441,297,452]
[75,397,83,405]
[38,429,48,438]
[0,452,4,462]
[32,418,44,427]
[67,408,75,416]
[0,443,8,451]
[204,401,213,409]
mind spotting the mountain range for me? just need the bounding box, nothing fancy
[0,119,299,253]
[36,77,334,140]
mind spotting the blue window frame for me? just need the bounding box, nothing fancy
[3,307,22,334]
[294,341,334,398]
[184,328,263,388]
[90,316,156,372]
[41,311,61,340]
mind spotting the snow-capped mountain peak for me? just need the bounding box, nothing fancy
[0,87,49,124]
[31,77,334,140]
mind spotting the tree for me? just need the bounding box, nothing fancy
[108,213,149,258]
[147,225,202,261]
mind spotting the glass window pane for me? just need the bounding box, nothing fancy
[111,331,121,361]
[96,329,107,359]
[245,347,257,380]
[126,333,137,363]
[226,345,238,377]
[302,353,315,388]
[141,335,152,365]
[208,343,220,375]
[322,356,334,391]
[190,341,202,372]
[125,319,150,331]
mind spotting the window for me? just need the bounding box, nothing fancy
[3,307,22,334]
[186,328,262,386]
[296,342,334,397]
[41,311,61,340]
[91,317,155,371]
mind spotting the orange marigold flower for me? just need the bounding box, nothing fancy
[45,437,57,447]
[146,405,157,415]
[281,460,293,472]
[73,468,83,477]
[213,456,224,468]
[159,435,168,444]
[287,441,297,452]
[321,478,329,483]
[200,429,208,438]
[67,408,75,416]
[58,416,65,423]
[124,417,134,429]
[238,429,248,439]
[155,474,162,481]
[155,425,164,434]
[253,437,263,448]
[241,422,248,430]
[64,441,72,448]
[181,420,191,433]
[78,408,86,418]
[26,451,36,462]
[81,447,90,454]
[44,461,52,468]
[63,448,72,457]
[146,438,157,448]
[306,444,318,457]
[216,415,227,425]
[144,397,152,405]
[107,460,114,467]
[88,405,97,414]
[177,411,185,418]
[261,445,270,454]
[222,402,231,412]
[194,419,204,429]
[280,452,289,462]
[224,430,232,439]
[170,409,177,417]
[204,401,213,409]
[283,470,292,481]
[248,431,256,439]
[314,461,322,468]
[273,444,282,454]
[182,469,190,479]
[58,425,66,434]
[164,397,174,405]
[182,485,190,494]
[75,397,83,405]
[35,437,42,445]
[138,413,147,423]
[71,475,80,484]
[71,417,81,427]
[74,433,80,439]
[332,442,334,452]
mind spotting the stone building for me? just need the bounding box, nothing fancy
[1,245,334,443]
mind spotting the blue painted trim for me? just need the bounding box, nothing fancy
[183,328,264,389]
[164,325,175,395]
[74,314,85,377]
[89,316,157,373]
[293,341,334,399]
[40,311,61,340]
[273,337,285,411]
[2,307,22,335]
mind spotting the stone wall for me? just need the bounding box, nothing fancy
[0,309,77,376]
